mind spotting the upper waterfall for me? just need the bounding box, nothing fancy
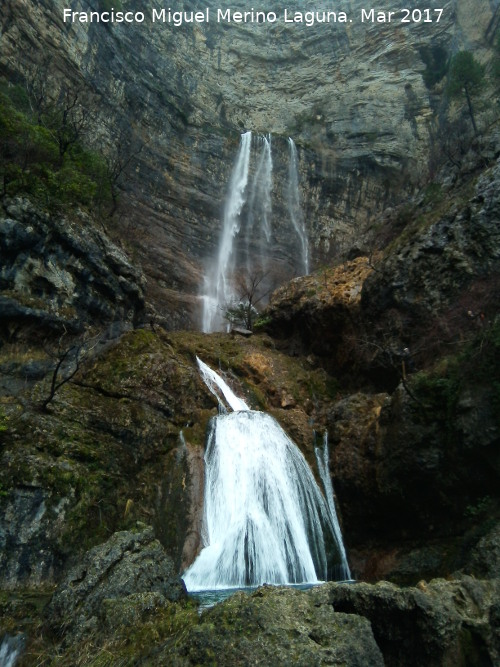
[287,137,309,275]
[200,133,311,333]
[245,134,273,275]
[202,131,252,333]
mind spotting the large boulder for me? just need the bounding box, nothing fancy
[47,526,186,640]
[172,585,384,667]
[466,521,500,579]
[321,577,500,667]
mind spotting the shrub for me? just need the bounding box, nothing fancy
[0,82,113,211]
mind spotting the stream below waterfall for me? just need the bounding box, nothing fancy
[182,359,350,596]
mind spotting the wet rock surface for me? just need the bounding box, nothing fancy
[0,486,67,589]
[46,526,186,640]
[0,198,146,339]
[321,577,500,667]
[30,577,500,666]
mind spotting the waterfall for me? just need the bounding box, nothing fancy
[202,131,252,333]
[183,360,350,591]
[0,634,24,667]
[245,134,273,274]
[315,433,351,580]
[196,357,249,412]
[202,133,311,332]
[287,138,309,275]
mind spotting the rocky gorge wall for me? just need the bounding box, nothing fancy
[2,0,498,327]
[1,1,500,664]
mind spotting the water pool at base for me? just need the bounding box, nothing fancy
[188,581,356,611]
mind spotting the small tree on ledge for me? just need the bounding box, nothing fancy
[224,268,272,331]
[446,51,485,136]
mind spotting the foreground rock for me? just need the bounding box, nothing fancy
[175,586,384,667]
[172,578,499,667]
[47,526,186,640]
[34,576,500,666]
[322,577,500,667]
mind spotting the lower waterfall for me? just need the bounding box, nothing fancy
[183,361,350,592]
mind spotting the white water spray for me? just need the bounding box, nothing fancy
[0,634,24,667]
[202,131,252,333]
[196,357,249,412]
[315,433,351,580]
[246,134,273,273]
[183,360,349,591]
[287,138,309,275]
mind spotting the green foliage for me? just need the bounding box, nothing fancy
[491,34,500,82]
[253,314,273,330]
[325,376,340,399]
[446,51,485,134]
[413,319,500,430]
[225,301,258,331]
[420,45,449,88]
[447,51,485,98]
[464,495,492,518]
[0,407,7,434]
[0,81,30,112]
[99,0,122,10]
[0,409,8,497]
[412,369,460,429]
[0,81,112,211]
[422,183,443,206]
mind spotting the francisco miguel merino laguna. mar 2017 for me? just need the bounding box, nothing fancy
[62,7,445,27]
[62,8,348,25]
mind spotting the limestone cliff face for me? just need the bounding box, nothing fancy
[1,0,497,326]
[264,149,500,582]
[0,198,146,339]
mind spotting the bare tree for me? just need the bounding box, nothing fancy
[40,329,101,411]
[24,57,53,123]
[441,115,473,169]
[23,61,94,161]
[103,127,143,216]
[52,86,91,160]
[224,267,274,331]
[41,336,84,411]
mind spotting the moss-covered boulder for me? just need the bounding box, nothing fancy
[47,526,186,641]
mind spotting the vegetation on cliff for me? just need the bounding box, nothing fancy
[0,81,111,212]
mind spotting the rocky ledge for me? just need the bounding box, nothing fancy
[0,197,146,339]
[5,558,497,666]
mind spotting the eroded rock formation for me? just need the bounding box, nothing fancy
[1,0,497,326]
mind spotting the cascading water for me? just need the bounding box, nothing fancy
[315,433,351,581]
[0,634,24,667]
[183,360,350,591]
[201,133,312,333]
[245,134,273,275]
[202,131,252,333]
[196,357,249,412]
[287,137,309,275]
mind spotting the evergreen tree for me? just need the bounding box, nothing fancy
[447,51,485,135]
